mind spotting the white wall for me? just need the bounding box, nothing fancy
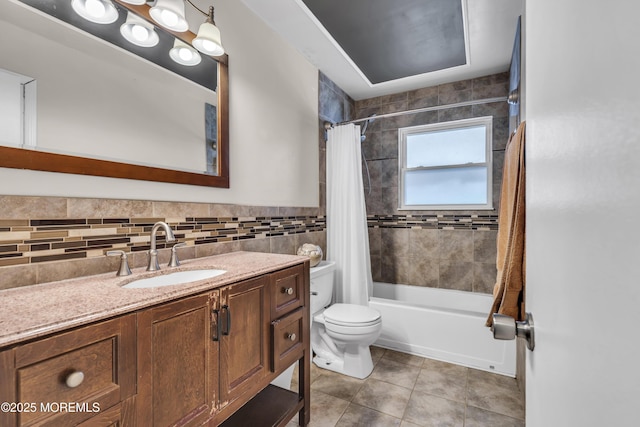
[0,0,319,207]
[525,0,640,425]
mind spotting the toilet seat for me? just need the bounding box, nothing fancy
[323,303,381,327]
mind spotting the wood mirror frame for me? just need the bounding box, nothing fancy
[0,1,229,188]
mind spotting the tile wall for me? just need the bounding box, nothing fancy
[0,196,325,290]
[354,72,510,293]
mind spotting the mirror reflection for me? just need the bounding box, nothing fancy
[0,0,229,187]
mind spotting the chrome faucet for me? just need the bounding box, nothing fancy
[147,221,176,271]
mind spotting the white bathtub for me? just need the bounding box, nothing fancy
[370,282,516,377]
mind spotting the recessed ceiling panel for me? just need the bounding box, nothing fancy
[301,0,466,84]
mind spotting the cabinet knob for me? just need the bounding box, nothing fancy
[65,371,85,388]
[286,333,296,341]
[282,287,294,295]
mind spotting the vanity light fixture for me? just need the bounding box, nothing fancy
[71,0,118,24]
[72,0,225,66]
[120,12,160,47]
[169,39,201,66]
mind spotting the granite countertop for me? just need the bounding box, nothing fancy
[0,251,308,348]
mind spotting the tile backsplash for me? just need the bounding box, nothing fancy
[0,196,326,290]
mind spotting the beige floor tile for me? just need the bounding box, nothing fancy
[294,348,525,427]
[414,359,468,403]
[371,345,386,364]
[464,406,525,427]
[370,358,421,389]
[306,390,350,427]
[311,369,366,401]
[466,370,524,420]
[382,348,426,367]
[335,403,402,427]
[403,391,465,427]
[352,378,412,418]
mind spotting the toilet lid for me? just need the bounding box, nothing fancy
[323,303,381,327]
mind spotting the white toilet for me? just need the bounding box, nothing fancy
[310,261,382,379]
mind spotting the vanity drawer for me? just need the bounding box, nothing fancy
[271,308,304,373]
[270,264,305,319]
[5,315,136,427]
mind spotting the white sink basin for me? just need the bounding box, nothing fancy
[122,269,226,289]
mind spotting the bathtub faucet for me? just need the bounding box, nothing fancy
[147,221,176,271]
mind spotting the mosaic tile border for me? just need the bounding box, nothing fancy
[368,214,499,231]
[0,215,326,267]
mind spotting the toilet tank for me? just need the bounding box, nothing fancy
[310,261,335,313]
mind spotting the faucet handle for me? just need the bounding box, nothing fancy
[168,242,187,267]
[106,250,132,276]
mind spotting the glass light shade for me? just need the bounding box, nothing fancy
[118,0,146,4]
[71,0,118,24]
[149,0,189,32]
[193,21,224,56]
[169,39,201,66]
[120,12,159,47]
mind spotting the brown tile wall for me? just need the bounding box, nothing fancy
[0,196,325,290]
[353,72,510,294]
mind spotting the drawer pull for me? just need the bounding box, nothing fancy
[65,371,85,388]
[286,333,296,341]
[282,287,294,295]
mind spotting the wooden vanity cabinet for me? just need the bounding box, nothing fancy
[138,262,310,427]
[0,260,310,427]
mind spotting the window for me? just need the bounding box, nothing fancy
[399,116,493,210]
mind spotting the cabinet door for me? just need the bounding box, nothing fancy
[218,275,269,408]
[137,293,217,427]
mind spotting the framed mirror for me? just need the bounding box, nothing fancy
[0,0,229,188]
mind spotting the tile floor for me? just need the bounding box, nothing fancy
[287,347,524,427]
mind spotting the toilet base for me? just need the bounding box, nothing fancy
[312,344,374,379]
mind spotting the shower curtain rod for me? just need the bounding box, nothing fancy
[327,96,507,128]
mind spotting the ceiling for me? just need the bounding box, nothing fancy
[240,0,523,100]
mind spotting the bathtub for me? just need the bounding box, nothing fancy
[370,282,516,377]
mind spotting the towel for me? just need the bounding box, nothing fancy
[486,121,526,327]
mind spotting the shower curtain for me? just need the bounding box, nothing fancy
[326,124,373,306]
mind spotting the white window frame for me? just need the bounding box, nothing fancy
[398,116,493,210]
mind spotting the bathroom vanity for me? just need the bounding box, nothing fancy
[0,252,310,427]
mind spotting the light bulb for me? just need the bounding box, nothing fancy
[85,0,106,18]
[131,24,149,42]
[161,9,178,27]
[71,0,117,24]
[178,48,193,62]
[201,40,217,52]
[170,39,201,66]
